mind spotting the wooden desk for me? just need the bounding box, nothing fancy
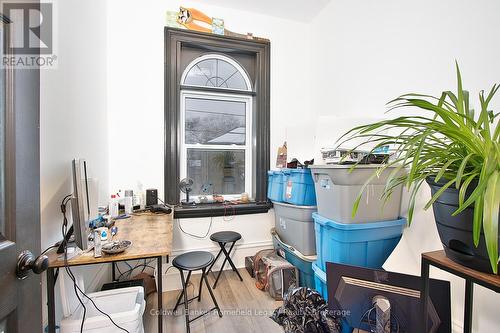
[421,250,500,333]
[46,213,173,333]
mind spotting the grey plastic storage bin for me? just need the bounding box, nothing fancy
[272,201,317,256]
[310,165,404,223]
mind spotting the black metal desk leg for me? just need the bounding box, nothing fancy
[464,280,474,333]
[421,258,430,333]
[157,256,163,333]
[47,267,56,333]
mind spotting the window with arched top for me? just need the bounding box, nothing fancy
[181,54,252,91]
[165,29,271,210]
[179,54,253,199]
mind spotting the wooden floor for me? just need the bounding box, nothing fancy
[145,268,284,333]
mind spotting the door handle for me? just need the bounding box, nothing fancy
[16,250,49,279]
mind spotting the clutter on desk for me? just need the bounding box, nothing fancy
[109,194,119,218]
[93,229,102,258]
[271,287,340,333]
[101,240,132,255]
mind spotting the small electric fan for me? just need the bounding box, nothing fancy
[179,178,195,205]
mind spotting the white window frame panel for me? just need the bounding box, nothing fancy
[180,89,253,201]
[181,53,253,92]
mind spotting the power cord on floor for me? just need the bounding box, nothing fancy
[60,195,130,333]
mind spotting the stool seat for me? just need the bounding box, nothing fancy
[173,251,214,271]
[210,231,241,243]
[172,251,222,332]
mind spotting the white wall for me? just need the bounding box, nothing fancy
[40,0,110,327]
[310,1,500,332]
[106,0,316,286]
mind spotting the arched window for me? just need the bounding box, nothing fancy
[179,54,253,199]
[181,54,252,91]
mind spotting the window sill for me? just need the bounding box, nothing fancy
[174,201,271,219]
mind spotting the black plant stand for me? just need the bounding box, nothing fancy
[421,250,500,333]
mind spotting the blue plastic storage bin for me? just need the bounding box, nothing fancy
[272,231,316,289]
[313,213,406,271]
[283,169,317,206]
[267,171,285,202]
[312,262,327,300]
[312,263,353,333]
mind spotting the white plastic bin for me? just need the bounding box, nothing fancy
[59,287,146,333]
[310,164,404,223]
[59,270,145,333]
[272,201,317,255]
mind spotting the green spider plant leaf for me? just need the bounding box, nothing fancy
[482,170,499,274]
[456,153,474,189]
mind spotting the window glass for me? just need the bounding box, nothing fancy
[185,97,246,145]
[183,57,249,91]
[187,149,245,195]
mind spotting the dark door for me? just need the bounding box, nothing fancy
[0,14,42,333]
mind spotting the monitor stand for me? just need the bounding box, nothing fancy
[56,225,74,254]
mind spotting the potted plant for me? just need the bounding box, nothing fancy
[339,63,499,274]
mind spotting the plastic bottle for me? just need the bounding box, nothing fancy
[109,194,119,218]
[124,196,133,214]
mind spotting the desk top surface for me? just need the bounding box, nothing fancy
[47,212,173,268]
[422,250,500,289]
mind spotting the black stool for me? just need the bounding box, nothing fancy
[172,251,222,333]
[207,231,243,289]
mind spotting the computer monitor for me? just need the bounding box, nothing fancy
[57,158,93,253]
[326,262,451,333]
[71,158,91,251]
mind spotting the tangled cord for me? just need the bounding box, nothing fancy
[61,195,130,333]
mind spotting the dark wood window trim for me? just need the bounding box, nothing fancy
[164,28,271,218]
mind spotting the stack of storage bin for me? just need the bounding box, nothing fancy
[308,164,406,301]
[268,168,317,289]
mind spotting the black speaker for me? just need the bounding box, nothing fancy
[146,189,158,207]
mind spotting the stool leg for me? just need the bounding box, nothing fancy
[180,270,191,333]
[198,269,204,302]
[213,248,229,289]
[207,248,223,273]
[173,270,192,312]
[203,270,223,318]
[222,242,243,281]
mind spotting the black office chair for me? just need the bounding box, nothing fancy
[207,231,243,289]
[172,251,222,333]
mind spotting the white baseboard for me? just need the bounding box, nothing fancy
[160,239,273,291]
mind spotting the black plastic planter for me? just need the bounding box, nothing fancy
[426,177,499,274]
